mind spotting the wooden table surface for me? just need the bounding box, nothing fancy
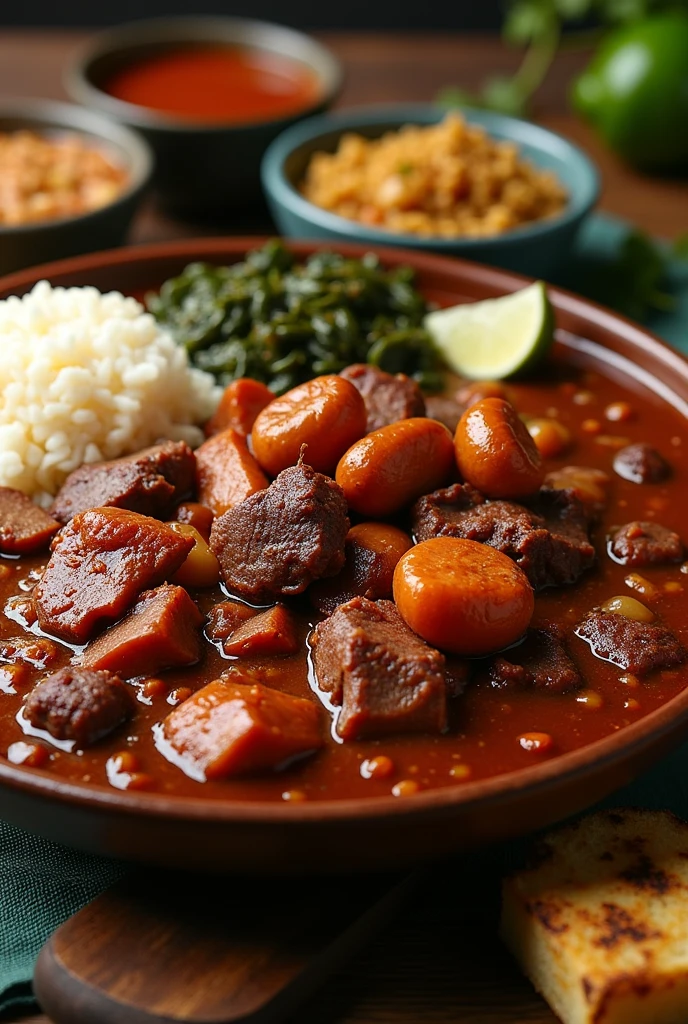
[0,28,687,1024]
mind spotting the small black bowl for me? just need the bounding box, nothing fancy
[0,100,152,277]
[66,17,342,218]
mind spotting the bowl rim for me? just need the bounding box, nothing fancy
[65,15,343,134]
[0,98,153,237]
[261,102,601,249]
[0,235,685,829]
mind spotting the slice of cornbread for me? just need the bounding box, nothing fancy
[501,809,688,1024]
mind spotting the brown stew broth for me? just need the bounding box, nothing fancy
[0,351,687,802]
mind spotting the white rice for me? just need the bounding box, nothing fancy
[0,281,221,506]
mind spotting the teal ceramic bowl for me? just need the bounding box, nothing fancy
[262,104,600,278]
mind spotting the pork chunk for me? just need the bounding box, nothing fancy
[608,521,684,567]
[194,428,268,517]
[613,443,671,485]
[160,678,323,780]
[0,487,60,555]
[50,441,196,524]
[206,600,257,641]
[34,508,194,644]
[340,364,426,431]
[311,596,447,741]
[222,604,299,658]
[487,626,582,694]
[210,463,349,604]
[412,483,595,590]
[575,610,685,676]
[81,584,203,677]
[24,667,132,747]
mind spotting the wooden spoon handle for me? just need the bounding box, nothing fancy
[34,869,415,1024]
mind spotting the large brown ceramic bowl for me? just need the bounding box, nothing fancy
[1,239,687,874]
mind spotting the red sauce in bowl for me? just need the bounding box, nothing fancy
[102,46,322,124]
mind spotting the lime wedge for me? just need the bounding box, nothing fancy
[424,281,554,380]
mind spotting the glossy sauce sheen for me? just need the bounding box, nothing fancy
[102,46,321,124]
[1,356,687,803]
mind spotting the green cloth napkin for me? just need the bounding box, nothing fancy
[1,211,687,1014]
[0,824,125,1012]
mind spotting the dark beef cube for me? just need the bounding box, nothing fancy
[608,520,684,567]
[423,394,464,433]
[309,532,397,616]
[35,507,194,645]
[0,487,60,555]
[81,584,203,677]
[613,443,671,485]
[50,441,196,524]
[310,596,447,741]
[528,487,596,589]
[411,483,594,590]
[206,600,257,641]
[487,626,582,694]
[0,635,59,670]
[223,604,299,658]
[210,463,349,605]
[340,364,425,431]
[24,667,132,747]
[575,610,685,676]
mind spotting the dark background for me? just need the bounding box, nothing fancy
[0,0,503,29]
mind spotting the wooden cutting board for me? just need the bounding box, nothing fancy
[32,850,559,1023]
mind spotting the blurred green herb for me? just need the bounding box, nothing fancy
[573,229,688,321]
[147,240,445,394]
[437,0,688,117]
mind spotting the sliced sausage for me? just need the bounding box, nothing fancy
[336,418,455,518]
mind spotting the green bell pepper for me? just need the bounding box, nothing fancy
[572,12,688,173]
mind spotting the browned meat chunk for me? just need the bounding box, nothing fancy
[194,428,268,517]
[613,443,671,485]
[412,483,595,590]
[340,364,426,431]
[34,508,194,645]
[81,584,203,677]
[487,626,582,694]
[160,678,323,780]
[50,441,196,524]
[608,521,684,567]
[309,523,411,615]
[206,600,257,641]
[24,667,132,747]
[210,463,349,604]
[423,394,464,433]
[0,635,59,670]
[0,487,60,555]
[222,604,299,658]
[310,596,447,741]
[575,610,685,676]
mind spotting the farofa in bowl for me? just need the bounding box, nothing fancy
[301,113,567,239]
